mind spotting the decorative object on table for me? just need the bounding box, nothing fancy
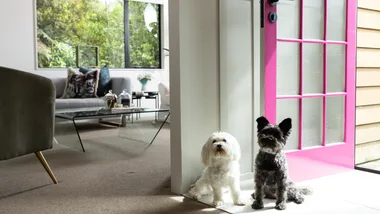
[76,45,99,68]
[79,65,111,97]
[137,73,152,91]
[118,89,132,107]
[134,91,145,98]
[103,90,118,109]
[61,68,100,98]
[110,107,145,113]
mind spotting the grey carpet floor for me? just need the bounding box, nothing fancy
[0,118,225,214]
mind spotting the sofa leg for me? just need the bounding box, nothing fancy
[35,151,58,184]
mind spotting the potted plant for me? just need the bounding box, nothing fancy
[137,73,152,91]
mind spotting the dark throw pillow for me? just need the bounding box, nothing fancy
[61,68,100,98]
[79,65,111,97]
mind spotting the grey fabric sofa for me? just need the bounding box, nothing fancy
[0,66,58,184]
[51,77,132,110]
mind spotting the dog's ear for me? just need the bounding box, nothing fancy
[256,116,270,132]
[201,139,211,166]
[278,118,292,138]
[229,134,241,161]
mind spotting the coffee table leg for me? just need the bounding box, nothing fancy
[73,119,86,152]
[53,137,59,144]
[54,117,85,152]
[121,115,127,127]
[149,112,170,146]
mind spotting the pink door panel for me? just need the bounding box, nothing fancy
[263,0,357,182]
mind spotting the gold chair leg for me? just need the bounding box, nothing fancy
[35,151,58,184]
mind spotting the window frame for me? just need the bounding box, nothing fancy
[33,0,165,71]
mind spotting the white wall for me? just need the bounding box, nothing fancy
[169,0,220,194]
[0,0,169,102]
[170,0,262,194]
[219,0,253,177]
[0,0,36,72]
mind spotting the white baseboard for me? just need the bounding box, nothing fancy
[240,172,254,181]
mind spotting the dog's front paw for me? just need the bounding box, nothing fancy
[191,193,202,200]
[213,200,224,207]
[233,198,247,206]
[294,196,305,204]
[251,193,255,199]
[251,200,264,210]
[188,189,201,200]
[275,202,287,210]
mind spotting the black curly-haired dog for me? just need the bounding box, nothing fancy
[251,116,312,210]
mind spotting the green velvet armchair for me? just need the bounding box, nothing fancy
[0,66,58,184]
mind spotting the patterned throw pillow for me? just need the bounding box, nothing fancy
[61,68,100,98]
[79,65,111,97]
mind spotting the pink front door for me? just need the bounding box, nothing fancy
[263,0,357,182]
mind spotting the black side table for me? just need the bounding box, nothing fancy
[132,91,159,120]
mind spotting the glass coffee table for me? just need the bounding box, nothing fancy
[55,107,170,152]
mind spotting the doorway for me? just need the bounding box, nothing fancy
[262,0,357,182]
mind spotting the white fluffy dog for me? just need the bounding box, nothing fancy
[188,132,246,207]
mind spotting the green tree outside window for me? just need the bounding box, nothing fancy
[36,0,161,69]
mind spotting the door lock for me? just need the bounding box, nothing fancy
[268,12,278,23]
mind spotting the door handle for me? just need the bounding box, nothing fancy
[269,0,279,6]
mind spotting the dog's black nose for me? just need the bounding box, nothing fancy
[217,144,222,149]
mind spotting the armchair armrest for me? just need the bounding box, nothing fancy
[111,77,132,95]
[0,66,55,160]
[161,94,170,106]
[158,82,170,105]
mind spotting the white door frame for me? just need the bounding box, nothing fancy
[251,0,265,172]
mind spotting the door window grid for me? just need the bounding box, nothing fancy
[275,0,347,150]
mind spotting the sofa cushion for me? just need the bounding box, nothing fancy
[56,98,106,110]
[80,65,111,97]
[61,68,100,98]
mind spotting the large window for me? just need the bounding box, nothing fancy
[36,0,162,69]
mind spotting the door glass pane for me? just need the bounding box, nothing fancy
[327,0,346,41]
[277,0,300,39]
[303,0,324,40]
[326,96,345,144]
[327,45,346,93]
[303,44,323,94]
[277,42,300,95]
[302,98,323,148]
[277,99,299,150]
